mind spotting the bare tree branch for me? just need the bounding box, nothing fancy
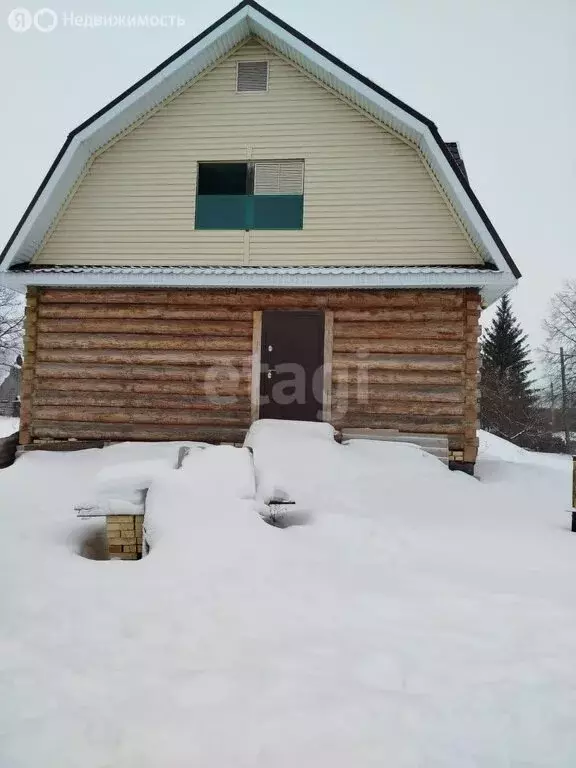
[0,287,24,372]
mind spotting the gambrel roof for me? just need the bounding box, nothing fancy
[0,0,520,302]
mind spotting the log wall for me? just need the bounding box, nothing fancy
[22,288,481,461]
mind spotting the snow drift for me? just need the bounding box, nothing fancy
[0,429,574,767]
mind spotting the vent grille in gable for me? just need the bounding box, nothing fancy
[237,61,269,92]
[254,161,304,195]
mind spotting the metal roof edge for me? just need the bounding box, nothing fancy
[0,263,515,307]
[18,264,496,275]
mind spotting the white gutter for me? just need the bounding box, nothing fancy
[0,267,514,305]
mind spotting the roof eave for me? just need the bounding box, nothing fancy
[0,265,516,307]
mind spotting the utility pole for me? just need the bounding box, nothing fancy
[550,381,555,430]
[560,347,571,453]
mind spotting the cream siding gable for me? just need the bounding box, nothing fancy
[34,40,483,267]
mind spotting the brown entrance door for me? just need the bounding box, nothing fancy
[259,310,325,422]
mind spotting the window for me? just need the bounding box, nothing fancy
[236,61,269,92]
[195,161,304,230]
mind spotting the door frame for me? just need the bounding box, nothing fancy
[250,308,333,423]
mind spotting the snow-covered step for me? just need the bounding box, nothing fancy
[341,428,449,463]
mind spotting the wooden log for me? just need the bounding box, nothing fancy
[35,362,252,382]
[331,386,463,403]
[332,356,464,372]
[333,309,463,323]
[36,349,250,366]
[40,288,465,310]
[20,287,40,445]
[328,292,464,309]
[333,416,463,434]
[34,378,250,396]
[332,370,463,386]
[33,392,252,411]
[462,293,481,463]
[323,310,334,422]
[37,333,253,352]
[465,329,481,343]
[31,422,248,442]
[37,319,253,336]
[38,305,253,321]
[465,290,482,307]
[33,407,247,426]
[251,310,262,422]
[333,322,464,340]
[465,344,479,361]
[38,288,329,308]
[332,401,464,416]
[333,339,465,355]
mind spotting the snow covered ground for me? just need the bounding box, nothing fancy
[0,416,19,438]
[1,428,575,767]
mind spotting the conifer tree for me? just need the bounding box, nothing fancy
[480,294,538,445]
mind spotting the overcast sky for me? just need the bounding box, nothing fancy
[1,0,574,379]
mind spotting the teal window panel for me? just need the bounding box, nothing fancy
[195,195,248,229]
[253,195,303,229]
[195,194,304,230]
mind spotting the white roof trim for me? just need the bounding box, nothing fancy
[0,265,514,306]
[0,1,519,292]
[19,265,492,274]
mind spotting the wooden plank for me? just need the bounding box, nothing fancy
[34,379,250,395]
[333,339,465,355]
[36,349,250,366]
[33,407,247,426]
[37,333,253,352]
[38,305,253,321]
[37,318,253,336]
[31,422,248,442]
[35,362,252,382]
[333,322,464,340]
[251,311,262,422]
[33,393,252,411]
[322,310,334,422]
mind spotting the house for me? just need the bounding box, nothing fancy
[0,356,21,417]
[0,1,520,473]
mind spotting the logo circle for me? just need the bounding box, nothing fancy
[34,7,57,32]
[7,7,32,32]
